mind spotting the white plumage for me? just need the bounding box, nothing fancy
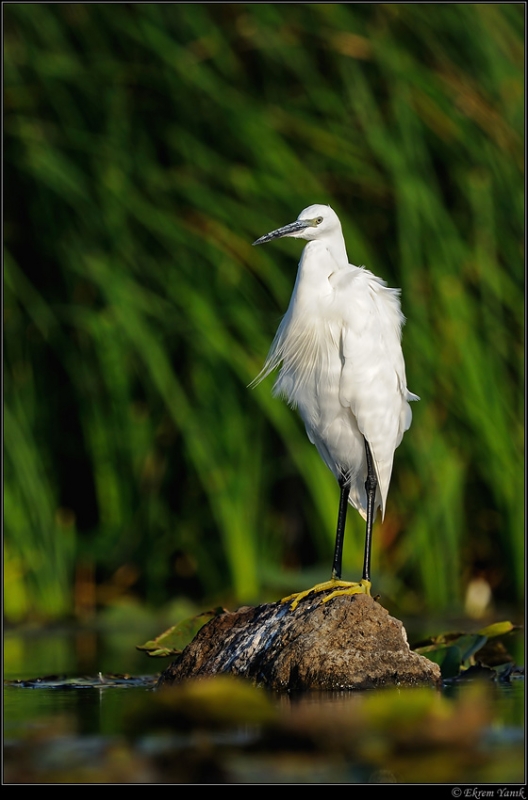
[253,204,418,589]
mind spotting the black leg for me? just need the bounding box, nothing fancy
[362,439,377,582]
[331,474,350,580]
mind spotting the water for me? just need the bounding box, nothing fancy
[4,624,525,784]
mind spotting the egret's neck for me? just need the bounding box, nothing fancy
[325,236,349,271]
[301,236,349,277]
[292,236,349,311]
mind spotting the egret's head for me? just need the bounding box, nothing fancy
[253,204,342,246]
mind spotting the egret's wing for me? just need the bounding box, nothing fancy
[337,271,417,517]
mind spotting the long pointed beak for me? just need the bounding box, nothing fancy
[252,219,313,246]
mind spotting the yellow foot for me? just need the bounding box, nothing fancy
[282,578,371,611]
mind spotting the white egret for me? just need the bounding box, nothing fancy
[252,204,418,607]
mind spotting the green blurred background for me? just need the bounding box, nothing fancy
[4,4,524,623]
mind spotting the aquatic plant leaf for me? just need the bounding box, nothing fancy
[477,621,515,638]
[137,608,226,657]
[413,620,520,677]
[414,620,516,652]
[422,645,463,679]
[453,634,488,665]
[415,634,487,677]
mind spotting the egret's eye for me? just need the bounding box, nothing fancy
[315,216,323,225]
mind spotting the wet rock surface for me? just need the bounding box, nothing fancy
[158,592,441,691]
